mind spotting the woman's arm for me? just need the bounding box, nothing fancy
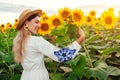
[76,28,85,44]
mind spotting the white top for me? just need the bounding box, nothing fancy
[20,36,81,80]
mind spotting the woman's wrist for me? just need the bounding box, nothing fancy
[76,35,85,44]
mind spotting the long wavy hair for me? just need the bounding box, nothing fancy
[13,14,39,64]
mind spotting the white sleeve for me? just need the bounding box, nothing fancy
[35,37,81,62]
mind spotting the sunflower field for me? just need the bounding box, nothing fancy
[0,7,120,80]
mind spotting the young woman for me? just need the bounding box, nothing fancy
[13,9,85,80]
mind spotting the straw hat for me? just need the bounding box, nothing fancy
[16,9,42,30]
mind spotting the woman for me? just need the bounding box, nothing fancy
[12,9,85,80]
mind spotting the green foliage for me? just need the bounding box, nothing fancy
[0,28,21,80]
[51,74,64,80]
[51,23,79,47]
[0,24,120,80]
[85,59,120,79]
[68,54,86,78]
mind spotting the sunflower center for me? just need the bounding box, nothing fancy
[9,25,12,28]
[1,24,5,28]
[74,13,81,21]
[53,19,61,26]
[43,17,48,21]
[62,11,69,18]
[90,12,96,16]
[105,16,112,24]
[87,17,92,22]
[95,22,100,27]
[95,22,98,25]
[41,23,49,31]
[15,19,18,22]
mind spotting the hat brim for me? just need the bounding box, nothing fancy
[17,9,42,30]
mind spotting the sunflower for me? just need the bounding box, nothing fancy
[38,20,52,35]
[108,8,114,12]
[15,18,18,23]
[117,23,120,28]
[58,7,72,20]
[50,14,62,29]
[1,27,6,34]
[117,21,120,28]
[85,15,95,26]
[72,9,85,26]
[6,22,12,29]
[89,10,96,17]
[0,24,5,31]
[100,10,117,29]
[13,18,18,28]
[40,12,49,21]
[1,24,5,28]
[93,18,102,29]
[118,11,120,22]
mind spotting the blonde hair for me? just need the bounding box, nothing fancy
[12,27,30,64]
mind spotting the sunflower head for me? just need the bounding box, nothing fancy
[13,18,18,28]
[1,27,6,34]
[50,15,62,29]
[108,8,114,12]
[118,23,120,28]
[72,9,85,26]
[40,12,49,21]
[14,18,18,23]
[117,11,120,22]
[38,20,52,35]
[58,7,72,20]
[1,24,5,28]
[85,15,94,26]
[89,10,96,17]
[93,19,102,29]
[100,10,117,29]
[6,22,12,29]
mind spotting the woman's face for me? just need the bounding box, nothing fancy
[26,16,41,34]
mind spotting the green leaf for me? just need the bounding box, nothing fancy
[84,68,94,79]
[66,24,79,40]
[12,74,21,80]
[85,34,99,45]
[66,55,81,66]
[2,51,14,63]
[66,75,78,80]
[51,26,67,36]
[72,55,86,77]
[107,66,120,76]
[114,34,120,39]
[94,59,108,67]
[54,36,70,47]
[102,46,118,55]
[85,59,108,79]
[51,73,64,80]
[85,59,120,79]
[0,74,10,80]
[92,67,108,79]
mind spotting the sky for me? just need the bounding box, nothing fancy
[0,0,120,24]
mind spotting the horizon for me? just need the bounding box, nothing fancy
[0,0,120,24]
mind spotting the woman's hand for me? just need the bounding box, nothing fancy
[76,28,85,44]
[49,35,56,43]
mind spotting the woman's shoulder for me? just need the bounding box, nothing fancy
[30,36,45,41]
[30,36,41,39]
[27,36,42,45]
[28,36,48,46]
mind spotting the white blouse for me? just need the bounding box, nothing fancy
[20,36,81,80]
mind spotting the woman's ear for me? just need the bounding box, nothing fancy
[24,20,29,26]
[24,20,29,30]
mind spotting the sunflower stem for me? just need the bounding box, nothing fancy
[82,44,93,68]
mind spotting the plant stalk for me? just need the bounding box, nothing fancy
[82,44,93,68]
